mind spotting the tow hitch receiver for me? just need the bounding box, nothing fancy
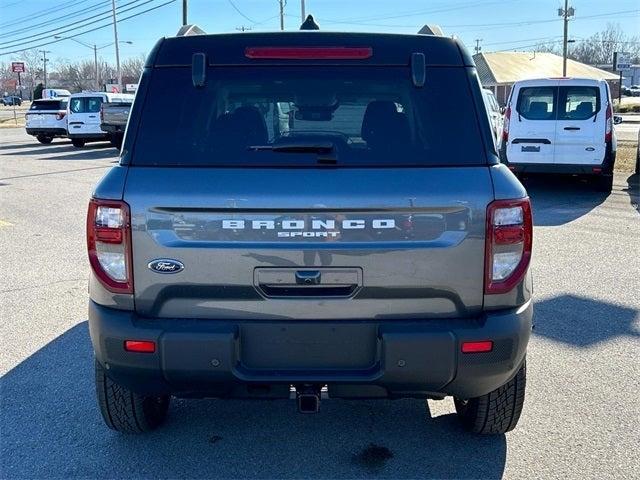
[295,385,323,413]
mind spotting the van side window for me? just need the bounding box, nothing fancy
[516,87,555,120]
[558,86,599,120]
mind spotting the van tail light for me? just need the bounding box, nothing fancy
[56,110,66,121]
[100,104,104,123]
[87,199,133,294]
[502,106,511,143]
[485,198,532,294]
[604,103,612,143]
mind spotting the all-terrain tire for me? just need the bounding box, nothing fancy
[71,138,85,148]
[454,358,526,434]
[95,359,170,434]
[36,135,53,144]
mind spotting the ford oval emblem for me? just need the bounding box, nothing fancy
[148,259,184,274]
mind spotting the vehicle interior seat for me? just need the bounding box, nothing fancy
[361,100,411,152]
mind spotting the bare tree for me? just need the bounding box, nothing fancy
[535,23,640,65]
[121,54,145,84]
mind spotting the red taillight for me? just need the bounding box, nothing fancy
[502,106,511,143]
[245,46,373,60]
[100,104,104,123]
[87,198,133,294]
[461,341,493,353]
[484,198,532,295]
[605,103,612,143]
[124,340,155,353]
[56,111,66,121]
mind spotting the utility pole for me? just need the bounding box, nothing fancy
[111,0,122,92]
[182,0,188,26]
[558,0,575,77]
[474,39,483,54]
[94,44,99,90]
[279,0,285,30]
[39,50,50,89]
[301,0,305,23]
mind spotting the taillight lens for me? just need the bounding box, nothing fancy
[87,199,133,293]
[604,103,612,143]
[485,198,532,294]
[502,106,511,143]
[56,111,66,121]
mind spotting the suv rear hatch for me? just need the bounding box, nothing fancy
[123,34,495,320]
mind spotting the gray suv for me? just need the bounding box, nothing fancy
[87,31,533,435]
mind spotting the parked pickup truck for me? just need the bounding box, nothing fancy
[100,100,133,148]
[88,27,533,435]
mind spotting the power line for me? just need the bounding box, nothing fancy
[0,0,153,50]
[227,0,257,24]
[0,0,92,29]
[0,0,120,39]
[0,0,177,56]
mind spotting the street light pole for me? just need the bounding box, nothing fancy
[279,0,284,30]
[301,0,305,23]
[111,0,122,91]
[182,0,188,26]
[94,44,99,90]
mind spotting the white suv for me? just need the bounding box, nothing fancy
[499,77,616,192]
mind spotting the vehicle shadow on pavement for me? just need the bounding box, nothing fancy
[0,143,116,161]
[1,322,507,479]
[624,173,639,213]
[534,294,639,347]
[523,175,609,226]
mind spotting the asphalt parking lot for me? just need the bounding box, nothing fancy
[0,127,638,479]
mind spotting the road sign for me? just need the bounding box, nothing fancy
[11,62,25,73]
[613,52,631,71]
[106,83,120,93]
[125,83,138,93]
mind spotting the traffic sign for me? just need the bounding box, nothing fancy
[613,52,631,71]
[11,62,25,73]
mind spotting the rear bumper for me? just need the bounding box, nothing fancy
[500,143,615,175]
[100,124,125,134]
[67,132,108,140]
[26,127,66,137]
[89,300,532,400]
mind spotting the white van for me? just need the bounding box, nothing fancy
[25,98,69,144]
[499,77,616,192]
[67,92,134,148]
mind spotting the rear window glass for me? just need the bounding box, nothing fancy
[132,66,486,167]
[559,86,599,120]
[516,85,600,121]
[30,100,66,111]
[516,87,555,120]
[69,96,103,114]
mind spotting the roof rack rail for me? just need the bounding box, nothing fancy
[176,24,206,36]
[418,24,444,36]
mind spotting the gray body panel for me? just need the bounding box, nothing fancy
[123,166,495,319]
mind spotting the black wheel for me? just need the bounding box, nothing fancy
[95,360,170,434]
[454,359,526,434]
[593,174,613,193]
[71,138,85,148]
[36,135,53,144]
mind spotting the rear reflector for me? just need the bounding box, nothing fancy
[245,46,373,60]
[461,341,493,353]
[592,167,602,173]
[124,340,156,353]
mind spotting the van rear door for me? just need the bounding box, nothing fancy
[506,83,557,165]
[68,95,104,135]
[553,83,605,165]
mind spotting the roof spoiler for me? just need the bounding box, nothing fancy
[418,24,444,36]
[176,24,206,36]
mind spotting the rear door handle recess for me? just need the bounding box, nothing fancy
[295,270,321,285]
[564,127,580,131]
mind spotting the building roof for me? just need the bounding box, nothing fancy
[473,52,619,85]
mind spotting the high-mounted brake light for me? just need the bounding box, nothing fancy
[604,103,613,143]
[244,46,373,60]
[87,198,133,294]
[485,198,532,294]
[502,106,511,143]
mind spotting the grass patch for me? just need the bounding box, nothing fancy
[616,143,638,172]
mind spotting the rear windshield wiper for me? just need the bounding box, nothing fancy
[248,141,337,164]
[248,141,335,154]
